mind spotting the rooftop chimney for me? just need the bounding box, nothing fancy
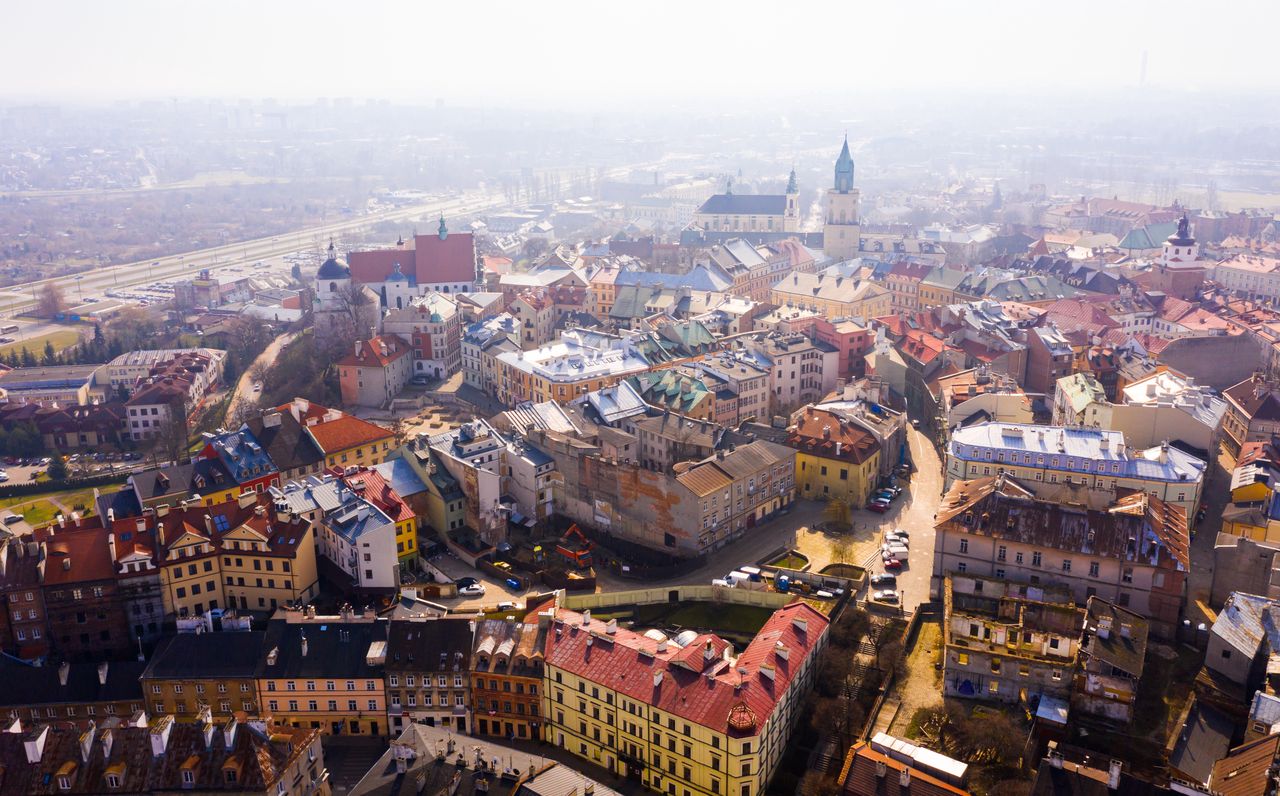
[24,726,48,764]
[79,721,96,762]
[301,631,308,657]
[150,715,174,757]
[653,671,663,688]
[223,717,238,750]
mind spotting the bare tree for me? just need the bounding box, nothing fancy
[829,535,854,565]
[320,283,379,360]
[823,498,852,531]
[37,282,67,318]
[151,412,191,466]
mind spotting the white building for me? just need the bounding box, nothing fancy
[381,292,463,379]
[271,475,400,591]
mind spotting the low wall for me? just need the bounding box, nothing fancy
[562,584,794,612]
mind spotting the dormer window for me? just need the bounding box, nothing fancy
[224,769,237,785]
[106,774,121,789]
[182,769,195,785]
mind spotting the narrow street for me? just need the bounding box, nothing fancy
[227,329,298,420]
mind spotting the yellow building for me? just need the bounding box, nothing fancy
[281,399,397,469]
[788,406,883,507]
[769,272,891,321]
[141,631,265,721]
[342,466,419,563]
[150,493,320,619]
[543,602,828,796]
[258,608,389,736]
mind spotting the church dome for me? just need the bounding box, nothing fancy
[316,239,350,279]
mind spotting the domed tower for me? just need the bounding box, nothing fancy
[314,238,357,347]
[1162,213,1198,264]
[823,136,861,260]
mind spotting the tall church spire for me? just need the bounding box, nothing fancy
[786,166,798,194]
[834,135,855,194]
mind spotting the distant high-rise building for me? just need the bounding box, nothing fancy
[823,136,861,260]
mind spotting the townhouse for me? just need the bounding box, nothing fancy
[341,467,418,565]
[787,406,882,507]
[942,574,1082,705]
[1,712,326,795]
[0,658,145,726]
[472,617,547,741]
[1223,373,1280,454]
[381,291,463,380]
[270,475,399,593]
[384,618,473,735]
[257,607,388,736]
[461,312,520,393]
[337,335,413,408]
[769,272,891,321]
[136,493,320,618]
[287,399,397,469]
[493,329,653,408]
[945,422,1206,518]
[543,602,828,796]
[242,406,327,482]
[141,630,265,720]
[932,475,1188,638]
[197,428,281,496]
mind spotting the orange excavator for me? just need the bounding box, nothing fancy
[556,524,594,569]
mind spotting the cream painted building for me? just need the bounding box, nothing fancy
[543,602,828,796]
[769,272,889,322]
[945,422,1206,517]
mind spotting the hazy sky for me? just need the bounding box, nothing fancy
[5,0,1277,106]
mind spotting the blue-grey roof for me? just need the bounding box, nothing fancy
[613,264,732,292]
[697,193,788,215]
[373,458,428,498]
[949,423,1206,484]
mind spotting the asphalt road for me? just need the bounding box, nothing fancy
[2,161,669,319]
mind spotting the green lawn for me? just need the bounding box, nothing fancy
[0,483,122,525]
[0,329,83,358]
[633,602,774,636]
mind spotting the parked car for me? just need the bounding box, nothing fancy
[884,533,909,548]
[874,489,898,502]
[882,557,903,570]
[497,601,523,613]
[869,573,897,587]
[873,589,900,603]
[890,528,909,540]
[867,500,890,514]
[0,471,8,482]
[459,583,486,597]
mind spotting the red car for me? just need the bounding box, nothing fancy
[882,557,903,570]
[867,500,890,513]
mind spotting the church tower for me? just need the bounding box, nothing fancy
[784,167,800,228]
[823,136,861,260]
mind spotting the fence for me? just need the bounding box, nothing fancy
[562,584,795,612]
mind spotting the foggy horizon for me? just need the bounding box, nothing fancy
[6,0,1280,107]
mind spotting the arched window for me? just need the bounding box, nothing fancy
[328,282,336,292]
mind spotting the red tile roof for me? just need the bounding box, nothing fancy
[337,335,412,369]
[545,602,828,737]
[789,407,881,464]
[348,232,477,286]
[42,525,117,585]
[305,414,394,454]
[840,742,971,796]
[341,467,414,524]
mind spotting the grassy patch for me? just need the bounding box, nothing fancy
[0,329,83,358]
[768,552,810,571]
[633,602,774,636]
[0,483,121,524]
